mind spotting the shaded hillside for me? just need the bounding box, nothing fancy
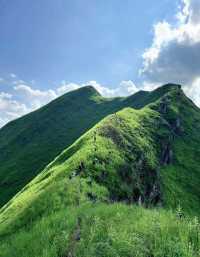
[0,84,181,207]
[0,85,200,257]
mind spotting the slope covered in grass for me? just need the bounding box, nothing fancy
[0,84,200,256]
[0,84,182,207]
[1,203,200,257]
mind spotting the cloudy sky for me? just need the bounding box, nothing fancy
[0,0,200,127]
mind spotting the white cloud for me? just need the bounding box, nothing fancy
[82,80,138,97]
[140,0,200,107]
[119,80,138,95]
[0,92,29,127]
[57,82,80,95]
[183,79,200,106]
[10,73,17,78]
[0,83,58,127]
[56,80,139,98]
[56,80,116,97]
[12,80,25,85]
[141,81,160,92]
[84,80,118,97]
[30,80,35,84]
[14,84,57,109]
[182,0,200,24]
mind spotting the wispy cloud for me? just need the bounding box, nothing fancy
[10,73,17,78]
[12,80,25,85]
[56,80,139,97]
[0,91,29,128]
[14,84,57,109]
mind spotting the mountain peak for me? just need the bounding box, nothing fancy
[162,83,181,89]
[68,85,101,98]
[153,83,182,95]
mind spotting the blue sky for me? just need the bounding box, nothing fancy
[0,0,200,126]
[0,0,178,88]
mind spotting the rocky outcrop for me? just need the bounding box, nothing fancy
[161,142,173,165]
[171,117,184,135]
[159,96,171,114]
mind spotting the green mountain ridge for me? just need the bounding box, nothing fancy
[0,84,200,257]
[0,83,182,207]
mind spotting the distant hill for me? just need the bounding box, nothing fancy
[0,84,179,207]
[0,84,200,257]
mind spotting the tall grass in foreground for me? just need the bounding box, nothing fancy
[0,203,199,257]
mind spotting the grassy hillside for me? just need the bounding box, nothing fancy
[0,84,200,256]
[1,204,200,257]
[0,84,181,207]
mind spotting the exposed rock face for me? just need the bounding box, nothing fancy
[161,142,173,165]
[171,117,183,135]
[99,124,124,147]
[159,96,170,114]
[152,90,185,205]
[149,182,161,205]
[117,153,162,207]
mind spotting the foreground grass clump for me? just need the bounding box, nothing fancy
[0,203,200,257]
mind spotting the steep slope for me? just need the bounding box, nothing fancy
[0,84,181,207]
[0,84,200,257]
[0,86,123,207]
